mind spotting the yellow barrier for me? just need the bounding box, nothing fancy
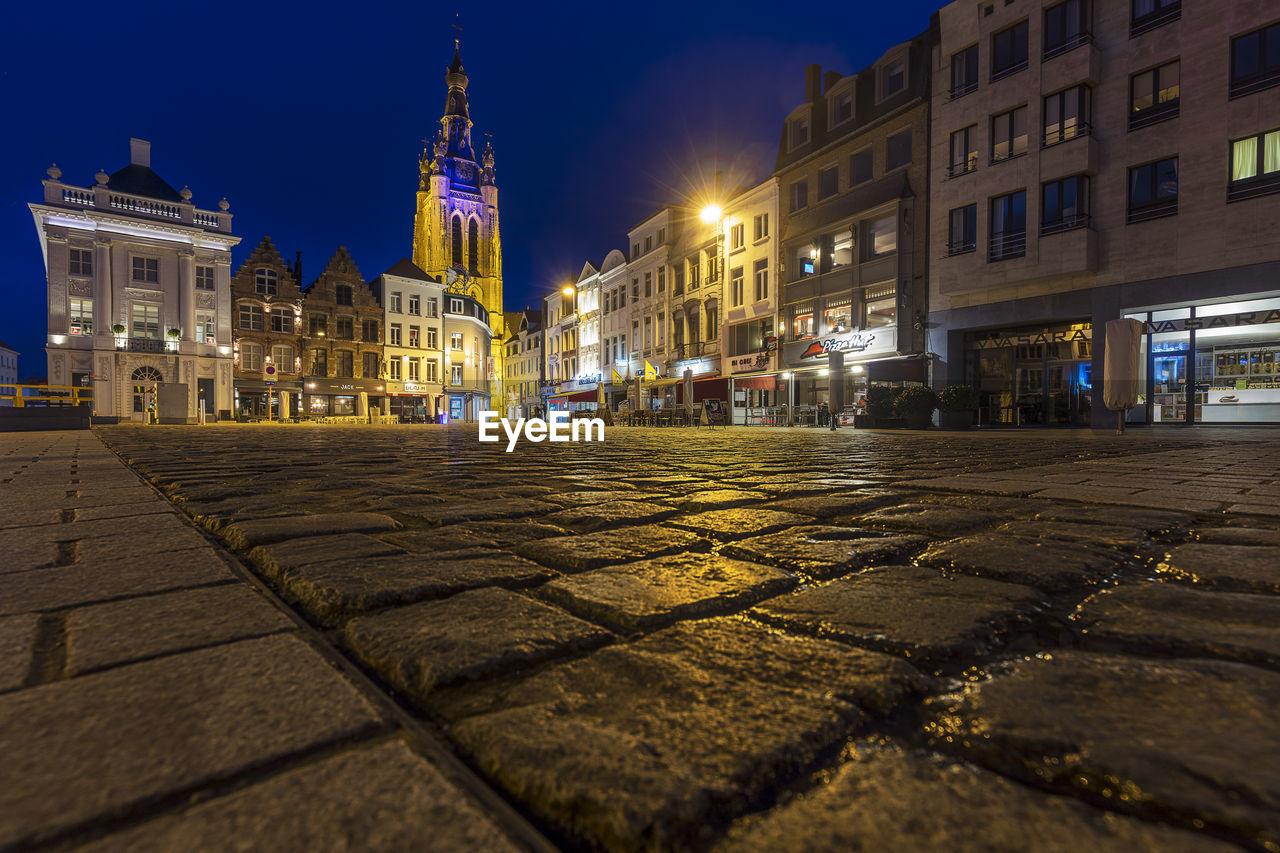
[0,384,94,409]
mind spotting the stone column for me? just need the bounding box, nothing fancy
[94,239,112,341]
[178,250,195,343]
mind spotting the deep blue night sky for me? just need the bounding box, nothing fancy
[1,0,938,379]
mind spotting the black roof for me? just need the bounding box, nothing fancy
[377,258,435,282]
[106,164,183,202]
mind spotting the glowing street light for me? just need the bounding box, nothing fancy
[700,204,722,224]
[562,285,575,296]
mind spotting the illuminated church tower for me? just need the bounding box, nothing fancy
[412,37,506,400]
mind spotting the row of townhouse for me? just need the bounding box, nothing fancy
[527,0,1280,428]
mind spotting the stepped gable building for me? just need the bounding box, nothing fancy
[230,237,303,417]
[300,247,384,418]
[31,138,239,421]
[411,37,506,404]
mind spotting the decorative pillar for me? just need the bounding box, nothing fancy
[178,250,195,343]
[94,239,111,340]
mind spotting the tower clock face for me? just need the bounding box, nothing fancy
[457,163,473,181]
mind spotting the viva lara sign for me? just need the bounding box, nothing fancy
[1146,308,1280,333]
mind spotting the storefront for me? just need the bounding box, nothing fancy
[444,391,490,423]
[1124,296,1280,424]
[963,321,1093,426]
[234,378,301,419]
[302,377,384,418]
[547,380,599,413]
[387,381,439,423]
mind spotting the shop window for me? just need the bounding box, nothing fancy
[865,215,897,259]
[333,396,355,416]
[196,311,215,344]
[950,126,978,177]
[1228,129,1280,202]
[1042,175,1091,234]
[885,131,912,172]
[69,248,93,276]
[865,296,896,329]
[1044,0,1090,59]
[818,165,839,200]
[241,342,263,371]
[1130,60,1179,130]
[754,259,769,301]
[335,351,354,378]
[1128,156,1179,223]
[270,307,293,334]
[1131,0,1179,37]
[989,191,1027,261]
[69,298,93,335]
[1231,22,1280,98]
[255,268,277,296]
[309,396,329,415]
[948,204,977,256]
[991,21,1029,82]
[991,106,1028,163]
[310,348,327,375]
[950,44,979,99]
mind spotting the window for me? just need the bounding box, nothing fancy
[991,106,1029,163]
[389,359,401,380]
[270,307,293,333]
[407,358,419,381]
[730,222,745,250]
[424,359,437,382]
[132,257,159,283]
[789,180,808,212]
[195,265,215,290]
[789,115,810,149]
[948,205,978,256]
[451,365,463,385]
[809,166,839,204]
[851,150,873,185]
[1045,0,1089,59]
[1042,175,1091,234]
[688,258,700,289]
[879,58,906,99]
[951,45,979,99]
[310,348,327,375]
[69,298,93,335]
[69,248,93,276]
[1128,157,1179,222]
[451,216,463,266]
[792,306,814,338]
[643,316,652,348]
[949,126,978,176]
[449,298,463,314]
[753,213,769,240]
[1231,22,1280,98]
[645,236,653,252]
[308,314,325,335]
[671,267,682,295]
[1044,85,1091,145]
[1131,0,1180,37]
[632,277,640,299]
[426,327,438,348]
[272,345,294,372]
[823,300,851,333]
[866,295,897,329]
[1130,61,1179,130]
[886,131,911,172]
[389,291,402,313]
[335,351,354,378]
[362,319,378,341]
[644,271,652,297]
[255,268,277,296]
[706,303,718,340]
[753,259,769,302]
[335,316,354,339]
[239,304,264,331]
[192,310,214,343]
[241,342,263,372]
[450,332,463,350]
[991,21,1029,81]
[409,325,420,347]
[658,267,666,292]
[730,267,744,306]
[426,296,438,317]
[632,243,640,259]
[657,228,665,244]
[866,215,897,258]
[831,88,854,124]
[335,285,353,306]
[728,318,774,355]
[795,245,817,279]
[989,191,1027,261]
[1229,129,1280,201]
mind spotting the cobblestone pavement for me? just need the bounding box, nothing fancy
[7,424,1280,852]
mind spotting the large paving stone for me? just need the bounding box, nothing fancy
[82,739,521,853]
[764,490,901,518]
[1156,544,1280,594]
[925,651,1280,849]
[854,503,1008,537]
[667,489,767,511]
[65,585,295,675]
[344,588,612,696]
[251,532,406,579]
[995,519,1149,551]
[721,526,928,580]
[1074,582,1280,668]
[1033,504,1192,535]
[396,500,558,524]
[916,535,1124,593]
[542,500,677,532]
[440,618,926,851]
[223,512,401,549]
[539,553,796,633]
[716,739,1234,853]
[0,613,38,691]
[518,524,710,572]
[1192,527,1280,546]
[665,507,811,541]
[0,549,235,617]
[386,519,569,551]
[0,634,383,849]
[540,489,667,508]
[752,565,1042,667]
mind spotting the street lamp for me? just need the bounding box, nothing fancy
[700,204,722,224]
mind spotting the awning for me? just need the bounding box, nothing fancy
[642,378,682,388]
[733,375,777,391]
[548,390,596,402]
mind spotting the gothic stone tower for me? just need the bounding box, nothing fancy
[412,40,506,401]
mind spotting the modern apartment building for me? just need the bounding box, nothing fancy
[929,0,1280,426]
[370,259,443,422]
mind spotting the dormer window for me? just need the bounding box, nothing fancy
[255,268,277,296]
[830,87,854,125]
[879,58,907,100]
[789,116,810,149]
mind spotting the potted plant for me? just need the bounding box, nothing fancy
[894,385,940,429]
[111,324,125,335]
[864,385,898,428]
[938,384,980,430]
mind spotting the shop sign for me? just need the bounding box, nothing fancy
[794,331,877,360]
[970,327,1091,350]
[729,352,770,374]
[402,382,428,394]
[1147,309,1280,333]
[576,373,601,387]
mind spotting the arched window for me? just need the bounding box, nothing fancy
[255,268,277,296]
[131,365,163,413]
[451,215,463,267]
[468,218,480,274]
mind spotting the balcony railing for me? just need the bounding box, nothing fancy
[991,60,1028,83]
[946,239,977,257]
[1230,68,1280,100]
[43,180,232,233]
[125,337,165,353]
[948,159,977,178]
[1128,100,1179,131]
[1040,214,1091,236]
[1227,173,1280,203]
[1044,32,1092,61]
[1127,198,1178,224]
[1042,122,1092,148]
[988,231,1027,262]
[948,80,978,100]
[1130,2,1180,38]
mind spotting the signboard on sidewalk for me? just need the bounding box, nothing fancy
[700,398,726,428]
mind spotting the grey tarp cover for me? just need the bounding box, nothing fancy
[1103,317,1145,411]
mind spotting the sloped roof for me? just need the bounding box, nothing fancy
[378,257,435,282]
[106,164,183,202]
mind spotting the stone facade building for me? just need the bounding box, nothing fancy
[300,248,384,418]
[370,259,444,422]
[230,237,302,418]
[721,176,781,422]
[504,308,543,418]
[441,284,492,421]
[31,138,239,421]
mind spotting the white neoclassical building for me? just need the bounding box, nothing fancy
[31,138,239,421]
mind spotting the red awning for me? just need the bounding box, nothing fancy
[548,390,597,403]
[733,376,777,391]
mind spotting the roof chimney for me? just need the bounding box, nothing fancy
[129,138,151,168]
[804,64,823,102]
[294,251,303,284]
